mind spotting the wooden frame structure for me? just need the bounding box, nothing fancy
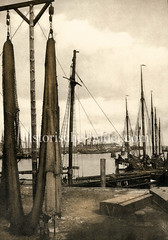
[0,0,54,198]
[0,0,54,11]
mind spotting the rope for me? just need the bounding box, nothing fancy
[11,11,29,40]
[37,20,68,80]
[0,11,29,57]
[48,4,54,38]
[128,117,134,137]
[34,20,125,144]
[75,72,124,142]
[0,91,30,135]
[75,94,98,137]
[77,87,81,136]
[37,17,124,145]
[37,21,47,39]
[6,10,10,39]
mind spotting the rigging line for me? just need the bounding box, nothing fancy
[75,72,124,142]
[11,11,29,39]
[0,11,29,57]
[35,20,123,142]
[60,84,71,136]
[19,121,30,135]
[75,93,98,137]
[37,21,47,39]
[33,11,48,40]
[77,85,82,136]
[37,20,68,78]
[0,91,30,135]
[57,57,68,78]
[128,117,134,136]
[144,100,152,139]
[135,103,141,127]
[144,100,150,122]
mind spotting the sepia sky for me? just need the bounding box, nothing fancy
[0,0,168,144]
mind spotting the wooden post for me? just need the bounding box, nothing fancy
[154,107,158,156]
[125,96,130,157]
[68,50,79,185]
[115,159,119,174]
[29,4,37,198]
[159,118,161,155]
[100,158,106,187]
[140,64,146,161]
[151,91,155,156]
[138,123,141,158]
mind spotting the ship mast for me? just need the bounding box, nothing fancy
[138,123,141,158]
[140,64,146,161]
[151,91,155,156]
[68,50,79,184]
[125,96,130,157]
[154,107,158,156]
[159,118,161,155]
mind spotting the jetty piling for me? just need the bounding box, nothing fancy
[100,158,106,187]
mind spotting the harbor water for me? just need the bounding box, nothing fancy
[0,153,116,180]
[62,153,116,178]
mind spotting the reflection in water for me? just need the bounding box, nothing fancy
[0,153,116,180]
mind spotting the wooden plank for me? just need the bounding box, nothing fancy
[0,170,32,175]
[100,193,152,217]
[14,8,30,24]
[34,2,50,25]
[0,0,54,12]
[150,187,168,212]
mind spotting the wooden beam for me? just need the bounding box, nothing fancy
[34,2,50,26]
[29,4,37,199]
[14,8,30,24]
[0,0,54,12]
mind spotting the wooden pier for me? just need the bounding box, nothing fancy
[0,168,165,188]
[73,169,165,188]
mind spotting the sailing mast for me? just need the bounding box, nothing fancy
[159,118,161,155]
[151,91,155,156]
[140,64,146,161]
[125,96,130,157]
[68,50,79,184]
[137,123,141,158]
[154,107,158,156]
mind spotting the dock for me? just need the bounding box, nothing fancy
[73,169,165,188]
[100,190,152,217]
[100,187,168,218]
[0,168,166,188]
[150,187,168,212]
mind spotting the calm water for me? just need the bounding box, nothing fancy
[62,153,116,178]
[0,153,116,179]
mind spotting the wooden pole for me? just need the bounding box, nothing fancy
[115,159,119,174]
[140,65,146,161]
[159,118,161,155]
[154,107,158,156]
[151,91,155,156]
[100,158,106,187]
[0,0,54,12]
[29,4,37,199]
[68,50,78,185]
[5,2,54,198]
[125,96,130,157]
[138,123,141,158]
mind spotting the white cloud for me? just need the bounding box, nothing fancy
[54,14,134,53]
[1,11,168,143]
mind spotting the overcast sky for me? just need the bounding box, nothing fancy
[0,0,168,145]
